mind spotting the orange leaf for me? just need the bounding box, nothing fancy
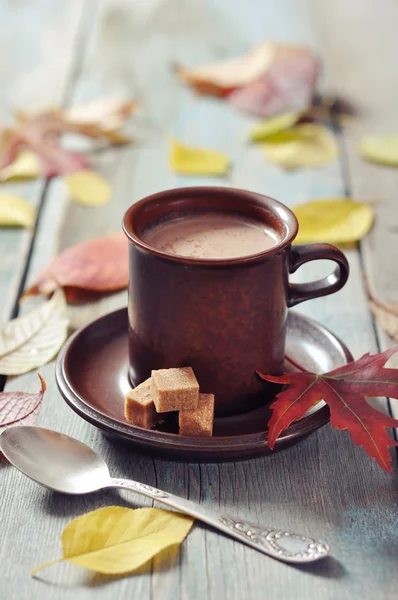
[24,232,128,303]
[175,43,318,118]
[258,346,398,472]
[175,42,277,96]
[65,97,138,143]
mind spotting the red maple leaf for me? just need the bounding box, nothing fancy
[258,346,398,472]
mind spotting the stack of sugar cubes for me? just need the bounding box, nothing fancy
[125,367,214,436]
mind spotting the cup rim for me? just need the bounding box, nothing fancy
[122,186,299,266]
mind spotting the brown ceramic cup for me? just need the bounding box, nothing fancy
[123,187,349,417]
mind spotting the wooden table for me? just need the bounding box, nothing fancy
[1,1,398,598]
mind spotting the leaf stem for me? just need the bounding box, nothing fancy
[30,557,63,577]
[284,354,308,372]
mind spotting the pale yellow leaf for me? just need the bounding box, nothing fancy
[0,288,69,375]
[262,123,338,168]
[357,135,398,166]
[367,290,398,342]
[0,195,35,228]
[32,507,194,576]
[370,301,398,342]
[293,198,374,244]
[64,98,137,145]
[65,170,111,206]
[176,42,276,91]
[249,112,302,142]
[170,139,230,176]
[0,151,40,182]
[66,98,138,128]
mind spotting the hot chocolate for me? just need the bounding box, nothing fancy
[141,212,279,259]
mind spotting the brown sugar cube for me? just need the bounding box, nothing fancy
[151,367,199,412]
[124,379,159,429]
[179,393,214,437]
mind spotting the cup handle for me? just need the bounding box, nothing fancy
[288,243,349,308]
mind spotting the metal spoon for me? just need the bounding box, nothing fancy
[0,426,329,564]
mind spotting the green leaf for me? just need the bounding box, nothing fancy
[249,112,301,142]
[262,123,338,168]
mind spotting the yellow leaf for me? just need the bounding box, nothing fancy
[262,123,338,168]
[32,507,194,576]
[170,139,230,176]
[293,198,374,244]
[65,170,111,206]
[0,195,35,228]
[0,151,40,182]
[356,135,398,166]
[249,112,302,142]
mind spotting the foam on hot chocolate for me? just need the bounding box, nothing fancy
[141,212,279,259]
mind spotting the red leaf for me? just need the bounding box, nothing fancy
[175,43,318,118]
[229,45,318,118]
[258,346,398,472]
[17,114,90,177]
[24,232,128,303]
[0,374,46,433]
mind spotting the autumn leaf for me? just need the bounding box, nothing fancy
[367,285,398,342]
[175,42,277,96]
[293,198,374,244]
[24,232,127,303]
[229,45,318,118]
[0,374,46,433]
[249,112,302,142]
[0,195,36,228]
[65,170,112,206]
[170,139,230,176]
[0,288,68,375]
[0,150,40,182]
[32,507,194,576]
[65,97,138,143]
[175,43,318,119]
[261,123,338,168]
[258,346,398,472]
[0,97,136,178]
[0,116,90,177]
[357,135,398,166]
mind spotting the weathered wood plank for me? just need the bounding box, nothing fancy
[309,0,398,423]
[0,0,88,321]
[2,1,398,599]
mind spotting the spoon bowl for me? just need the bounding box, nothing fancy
[0,425,330,564]
[0,426,111,494]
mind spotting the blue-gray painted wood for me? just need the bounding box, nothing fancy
[1,1,398,599]
[0,0,87,321]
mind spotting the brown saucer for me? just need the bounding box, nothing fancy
[56,308,352,462]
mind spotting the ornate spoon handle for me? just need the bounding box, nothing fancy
[111,478,329,564]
